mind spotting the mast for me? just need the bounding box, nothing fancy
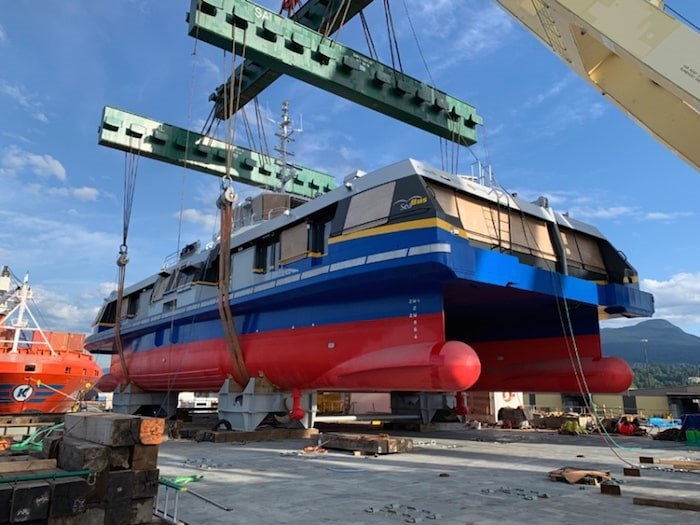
[9,274,31,354]
[274,100,299,190]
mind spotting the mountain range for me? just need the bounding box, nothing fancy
[600,319,700,365]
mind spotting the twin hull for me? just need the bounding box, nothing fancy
[95,236,638,395]
[88,160,653,396]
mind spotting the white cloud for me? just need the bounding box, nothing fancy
[72,187,100,201]
[568,205,637,221]
[644,211,693,221]
[430,3,514,72]
[601,272,700,336]
[0,145,67,181]
[524,77,571,108]
[32,285,100,334]
[196,56,221,78]
[635,273,700,335]
[1,83,32,108]
[0,24,6,43]
[179,208,217,231]
[1,82,48,122]
[33,112,49,123]
[1,131,31,144]
[27,185,99,201]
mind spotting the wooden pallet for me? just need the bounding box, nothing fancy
[319,433,413,455]
[548,467,611,485]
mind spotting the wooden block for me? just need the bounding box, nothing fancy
[63,413,89,440]
[11,481,51,522]
[132,469,160,499]
[634,496,700,511]
[0,455,57,474]
[108,446,132,469]
[58,438,109,472]
[131,444,159,470]
[639,456,654,464]
[104,499,131,525]
[47,505,104,525]
[129,497,155,525]
[106,469,134,502]
[320,433,413,455]
[85,414,140,447]
[85,471,108,504]
[39,431,64,460]
[0,483,12,523]
[48,477,87,517]
[600,483,621,496]
[623,467,641,477]
[672,463,700,471]
[137,417,165,445]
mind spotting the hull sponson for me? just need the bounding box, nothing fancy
[105,313,481,392]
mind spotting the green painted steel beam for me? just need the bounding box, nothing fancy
[98,106,336,198]
[209,0,374,119]
[188,0,482,145]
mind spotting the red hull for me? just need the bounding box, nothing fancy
[469,334,633,393]
[102,314,628,394]
[0,349,102,413]
[104,314,481,393]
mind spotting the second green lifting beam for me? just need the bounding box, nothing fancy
[99,106,336,199]
[189,0,482,145]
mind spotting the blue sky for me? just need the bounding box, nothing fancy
[1,0,700,338]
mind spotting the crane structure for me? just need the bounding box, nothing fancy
[187,0,481,145]
[99,0,484,194]
[495,0,700,172]
[99,106,336,198]
[209,0,374,119]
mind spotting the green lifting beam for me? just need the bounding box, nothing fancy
[188,0,483,145]
[98,106,336,198]
[209,0,373,119]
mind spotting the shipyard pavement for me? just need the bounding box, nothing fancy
[155,427,700,525]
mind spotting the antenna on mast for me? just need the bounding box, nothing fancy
[274,100,303,191]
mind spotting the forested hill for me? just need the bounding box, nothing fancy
[601,319,700,364]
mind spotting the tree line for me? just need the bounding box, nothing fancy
[630,363,700,388]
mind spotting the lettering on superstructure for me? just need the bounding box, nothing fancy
[680,64,699,83]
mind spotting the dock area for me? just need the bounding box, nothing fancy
[155,426,700,524]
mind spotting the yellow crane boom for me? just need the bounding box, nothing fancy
[495,0,700,172]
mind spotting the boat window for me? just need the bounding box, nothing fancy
[267,241,280,271]
[560,228,606,274]
[151,275,170,302]
[254,238,279,273]
[309,220,331,255]
[163,299,177,313]
[280,222,309,264]
[25,364,36,372]
[456,194,504,245]
[343,182,396,234]
[202,248,220,283]
[120,292,139,319]
[98,301,117,325]
[426,183,459,217]
[508,214,557,261]
[65,367,71,374]
[254,243,267,274]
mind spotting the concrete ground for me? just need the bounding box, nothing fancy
[154,427,700,525]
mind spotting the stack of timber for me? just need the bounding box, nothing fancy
[0,413,165,524]
[58,413,165,524]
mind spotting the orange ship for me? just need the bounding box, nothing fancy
[0,266,102,413]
